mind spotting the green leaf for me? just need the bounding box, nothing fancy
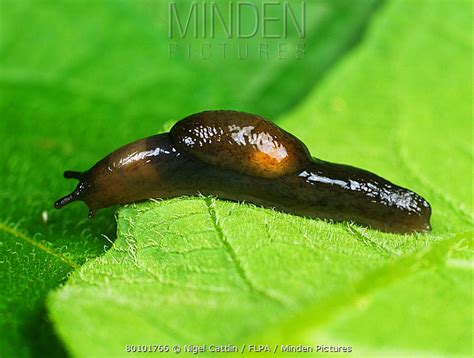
[47,0,472,356]
[0,0,380,356]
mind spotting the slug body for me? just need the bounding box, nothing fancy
[55,110,431,233]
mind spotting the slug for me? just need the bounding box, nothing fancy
[54,110,431,233]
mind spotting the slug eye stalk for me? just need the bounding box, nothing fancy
[54,193,75,209]
[63,170,83,180]
[55,176,97,218]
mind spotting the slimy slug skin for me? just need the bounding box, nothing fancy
[55,110,431,234]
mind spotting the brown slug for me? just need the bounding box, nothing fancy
[54,110,431,233]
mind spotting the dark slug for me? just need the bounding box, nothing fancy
[54,110,431,233]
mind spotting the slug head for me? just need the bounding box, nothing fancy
[54,171,98,218]
[54,134,175,217]
[170,110,312,178]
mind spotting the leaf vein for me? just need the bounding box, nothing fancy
[344,223,394,257]
[0,221,79,269]
[204,197,285,306]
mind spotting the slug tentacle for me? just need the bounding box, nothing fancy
[64,170,84,181]
[54,180,97,217]
[54,110,432,234]
[54,193,76,209]
[63,170,84,180]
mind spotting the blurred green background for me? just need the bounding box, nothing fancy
[0,0,471,357]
